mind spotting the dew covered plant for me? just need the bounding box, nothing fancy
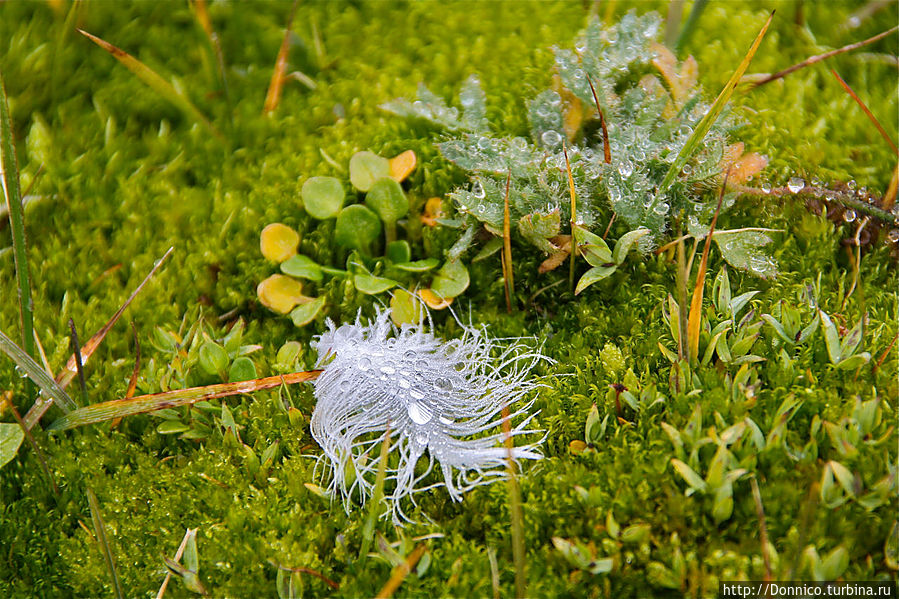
[383,11,778,283]
[309,308,547,523]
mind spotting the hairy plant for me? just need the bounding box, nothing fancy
[384,11,775,277]
[309,308,548,523]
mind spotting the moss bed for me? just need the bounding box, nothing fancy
[1,1,897,597]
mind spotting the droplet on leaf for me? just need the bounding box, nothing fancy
[260,223,299,263]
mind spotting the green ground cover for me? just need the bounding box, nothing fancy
[1,1,897,597]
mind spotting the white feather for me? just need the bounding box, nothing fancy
[309,308,548,523]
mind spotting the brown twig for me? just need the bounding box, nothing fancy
[586,75,611,164]
[873,330,898,374]
[830,69,898,155]
[271,561,340,591]
[263,0,299,114]
[750,25,899,88]
[375,544,426,598]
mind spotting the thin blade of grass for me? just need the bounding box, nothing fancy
[502,169,514,313]
[156,528,196,599]
[659,11,773,195]
[586,76,611,164]
[563,141,577,293]
[0,69,36,390]
[375,544,427,599]
[873,330,898,373]
[24,247,174,430]
[830,69,898,155]
[750,477,773,581]
[0,329,76,413]
[87,487,125,599]
[501,401,527,599]
[270,561,340,591]
[749,25,898,88]
[78,30,220,138]
[191,0,233,132]
[68,319,88,407]
[687,169,730,362]
[47,370,321,432]
[263,0,299,114]
[360,423,392,562]
[674,0,709,55]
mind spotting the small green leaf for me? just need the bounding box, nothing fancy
[385,240,411,264]
[302,176,345,220]
[0,423,25,468]
[821,546,849,580]
[819,310,842,364]
[157,421,190,434]
[606,511,620,538]
[612,228,649,265]
[835,352,870,370]
[840,318,864,357]
[585,403,601,445]
[392,258,440,272]
[198,342,229,377]
[620,523,650,544]
[430,260,470,298]
[472,237,503,262]
[290,296,326,327]
[365,177,409,224]
[389,289,423,326]
[712,480,734,524]
[335,205,382,252]
[280,255,323,282]
[228,357,257,382]
[349,151,390,192]
[671,458,707,494]
[353,273,399,295]
[575,265,617,295]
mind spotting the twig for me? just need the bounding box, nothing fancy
[375,544,426,599]
[732,183,899,225]
[156,528,196,599]
[873,330,898,374]
[750,26,899,88]
[270,562,340,591]
[563,140,577,294]
[586,75,611,164]
[262,0,299,114]
[830,69,898,155]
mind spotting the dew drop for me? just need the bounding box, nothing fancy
[408,401,433,425]
[760,183,771,194]
[653,202,670,215]
[477,136,491,150]
[404,350,417,360]
[471,180,486,199]
[439,416,453,425]
[357,357,371,371]
[888,229,899,243]
[415,433,429,446]
[847,180,857,191]
[398,378,411,389]
[435,377,453,392]
[547,92,561,107]
[340,379,352,391]
[541,130,562,148]
[843,210,857,223]
[416,359,429,370]
[617,161,633,179]
[380,365,396,375]
[512,137,528,151]
[385,338,397,349]
[787,177,805,193]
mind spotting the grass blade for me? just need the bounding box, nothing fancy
[884,161,898,211]
[687,169,729,362]
[0,329,76,413]
[0,68,36,385]
[359,423,392,562]
[674,0,709,55]
[563,141,577,293]
[375,544,427,599]
[501,169,514,313]
[830,69,898,155]
[47,370,321,432]
[78,30,220,138]
[749,25,898,88]
[501,402,527,599]
[263,0,299,114]
[658,11,773,195]
[156,527,196,599]
[87,487,125,599]
[24,247,174,430]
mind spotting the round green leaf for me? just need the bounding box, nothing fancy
[349,151,390,192]
[228,356,258,382]
[290,296,327,327]
[393,258,439,272]
[365,177,408,225]
[354,273,399,295]
[385,240,411,264]
[335,205,381,251]
[390,289,423,326]
[0,423,25,469]
[199,341,229,376]
[280,254,323,282]
[302,176,345,220]
[430,260,470,298]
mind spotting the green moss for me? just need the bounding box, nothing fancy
[1,1,897,597]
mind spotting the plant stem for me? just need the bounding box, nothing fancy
[0,69,36,398]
